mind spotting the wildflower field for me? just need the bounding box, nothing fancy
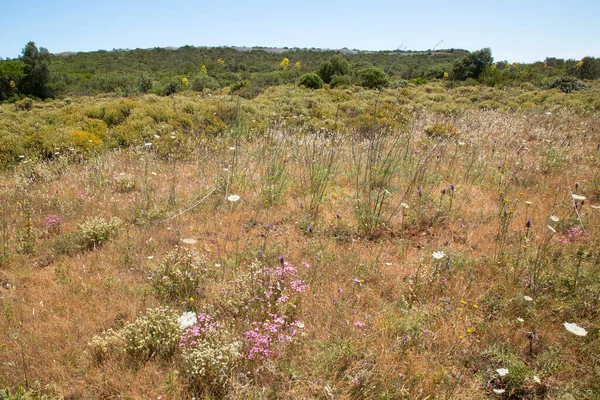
[0,81,599,399]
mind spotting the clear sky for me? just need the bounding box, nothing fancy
[1,0,598,63]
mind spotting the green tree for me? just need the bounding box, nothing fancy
[137,72,153,93]
[318,54,350,84]
[578,56,600,80]
[330,54,350,76]
[358,66,389,89]
[452,48,493,81]
[0,60,25,101]
[20,41,52,98]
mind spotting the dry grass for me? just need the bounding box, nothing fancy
[0,86,599,399]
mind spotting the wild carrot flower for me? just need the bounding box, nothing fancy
[563,322,587,336]
[178,312,197,330]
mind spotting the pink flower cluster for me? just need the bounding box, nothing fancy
[243,260,308,360]
[244,315,304,360]
[560,226,587,244]
[44,215,62,229]
[179,314,222,349]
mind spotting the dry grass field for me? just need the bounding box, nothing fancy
[0,82,599,399]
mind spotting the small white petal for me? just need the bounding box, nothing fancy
[227,194,240,202]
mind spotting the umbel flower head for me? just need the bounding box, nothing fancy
[178,311,197,330]
[432,251,445,260]
[563,322,587,336]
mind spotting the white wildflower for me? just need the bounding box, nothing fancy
[227,194,240,202]
[549,215,559,222]
[178,312,197,330]
[533,375,541,384]
[401,203,409,209]
[432,251,445,260]
[517,317,524,323]
[496,368,509,376]
[493,389,506,394]
[563,322,587,337]
[523,296,533,301]
[181,238,198,245]
[571,194,586,201]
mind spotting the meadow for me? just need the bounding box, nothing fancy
[0,81,599,399]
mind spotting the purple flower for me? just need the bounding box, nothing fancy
[278,255,284,264]
[307,226,313,233]
[450,184,455,191]
[526,219,531,228]
[417,188,422,196]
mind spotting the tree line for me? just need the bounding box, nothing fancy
[1,42,599,102]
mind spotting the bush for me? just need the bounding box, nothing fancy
[113,173,136,193]
[192,76,220,92]
[424,122,458,139]
[318,55,350,84]
[90,307,180,364]
[136,73,153,94]
[161,81,179,96]
[330,75,351,88]
[298,73,324,90]
[179,314,241,395]
[548,77,586,93]
[14,97,33,111]
[452,48,493,81]
[359,66,389,89]
[78,216,122,249]
[149,248,214,304]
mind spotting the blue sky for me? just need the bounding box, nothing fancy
[1,0,598,62]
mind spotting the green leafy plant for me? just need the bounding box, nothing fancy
[298,73,324,89]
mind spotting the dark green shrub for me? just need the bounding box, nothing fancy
[137,73,153,94]
[192,76,220,92]
[409,77,428,85]
[358,66,389,89]
[330,75,351,88]
[548,77,586,93]
[161,81,179,96]
[298,73,324,89]
[230,80,248,92]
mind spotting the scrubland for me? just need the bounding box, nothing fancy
[0,81,599,399]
